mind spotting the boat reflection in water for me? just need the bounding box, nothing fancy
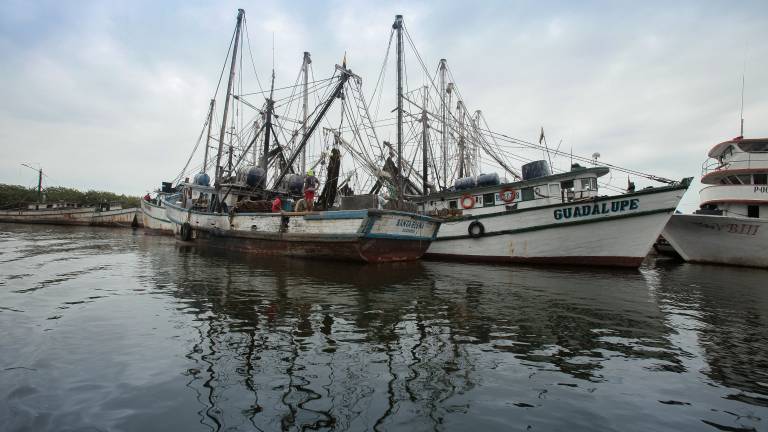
[135,237,767,431]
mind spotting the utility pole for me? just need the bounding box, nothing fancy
[394,14,404,203]
[215,9,244,186]
[421,86,429,195]
[203,99,215,173]
[439,59,447,189]
[37,168,42,203]
[301,52,311,174]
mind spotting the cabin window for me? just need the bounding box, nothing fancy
[748,205,760,218]
[482,193,495,207]
[561,180,574,189]
[449,200,458,209]
[754,174,767,185]
[549,184,560,197]
[736,175,752,184]
[738,142,768,152]
[521,187,535,201]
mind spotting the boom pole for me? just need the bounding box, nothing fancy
[203,99,215,173]
[439,59,447,189]
[301,52,311,174]
[394,14,404,203]
[421,86,429,195]
[215,8,245,186]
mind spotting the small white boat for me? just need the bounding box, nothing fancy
[140,190,174,234]
[663,136,768,267]
[417,161,690,267]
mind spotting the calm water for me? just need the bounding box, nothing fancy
[1,224,767,432]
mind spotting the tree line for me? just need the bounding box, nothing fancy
[0,184,140,209]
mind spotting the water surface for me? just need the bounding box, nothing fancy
[1,223,766,431]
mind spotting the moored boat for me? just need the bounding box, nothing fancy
[0,202,139,227]
[662,136,768,267]
[417,162,691,267]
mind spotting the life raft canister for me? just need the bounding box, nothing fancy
[460,194,475,209]
[500,187,516,203]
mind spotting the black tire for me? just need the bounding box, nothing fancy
[180,222,193,241]
[468,220,484,238]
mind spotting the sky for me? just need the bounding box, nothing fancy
[1,0,767,211]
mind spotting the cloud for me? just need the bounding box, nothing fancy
[0,0,766,213]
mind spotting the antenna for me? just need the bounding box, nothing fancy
[740,61,745,137]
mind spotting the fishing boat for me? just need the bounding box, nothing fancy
[662,136,768,267]
[417,162,690,267]
[160,9,440,263]
[139,184,174,234]
[0,201,140,227]
[359,15,689,267]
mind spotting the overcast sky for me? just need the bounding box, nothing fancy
[1,0,766,210]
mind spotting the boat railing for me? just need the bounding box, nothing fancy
[701,153,768,176]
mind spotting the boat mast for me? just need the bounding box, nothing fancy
[439,59,447,189]
[301,51,311,174]
[394,14,404,202]
[458,100,465,178]
[215,8,245,186]
[261,70,275,178]
[203,99,215,173]
[421,86,429,195]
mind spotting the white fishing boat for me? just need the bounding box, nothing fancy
[663,136,768,267]
[158,9,440,263]
[140,195,173,234]
[0,201,139,227]
[417,161,690,267]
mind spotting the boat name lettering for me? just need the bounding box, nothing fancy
[754,186,768,194]
[553,198,639,221]
[695,222,760,236]
[396,218,424,231]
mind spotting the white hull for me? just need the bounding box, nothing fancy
[662,214,768,268]
[426,185,687,267]
[140,199,173,234]
[0,207,139,227]
[162,196,440,263]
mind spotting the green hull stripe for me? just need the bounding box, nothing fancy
[437,207,674,241]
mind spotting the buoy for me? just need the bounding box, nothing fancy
[500,187,516,203]
[468,220,485,238]
[460,194,475,209]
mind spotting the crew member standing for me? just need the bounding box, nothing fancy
[271,195,282,213]
[303,170,320,211]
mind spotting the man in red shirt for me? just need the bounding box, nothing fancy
[303,169,320,211]
[271,195,282,212]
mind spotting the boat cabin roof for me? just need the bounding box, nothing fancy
[416,166,609,201]
[708,137,768,158]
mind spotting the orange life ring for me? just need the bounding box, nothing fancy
[500,187,516,203]
[460,194,475,209]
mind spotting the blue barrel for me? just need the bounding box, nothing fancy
[281,199,294,212]
[193,172,210,186]
[287,174,304,195]
[245,166,266,187]
[521,160,551,180]
[476,172,500,187]
[454,176,477,190]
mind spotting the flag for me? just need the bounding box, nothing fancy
[539,127,545,144]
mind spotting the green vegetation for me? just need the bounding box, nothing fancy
[0,184,140,209]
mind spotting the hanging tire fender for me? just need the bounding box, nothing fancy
[180,222,193,241]
[468,220,485,238]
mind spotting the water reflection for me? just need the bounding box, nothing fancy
[1,225,766,432]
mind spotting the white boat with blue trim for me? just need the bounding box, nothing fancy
[418,161,690,267]
[663,136,768,267]
[162,186,440,263]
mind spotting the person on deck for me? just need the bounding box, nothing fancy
[271,195,282,213]
[303,170,320,211]
[143,193,151,202]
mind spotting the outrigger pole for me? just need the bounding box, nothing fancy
[214,8,244,186]
[394,14,404,204]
